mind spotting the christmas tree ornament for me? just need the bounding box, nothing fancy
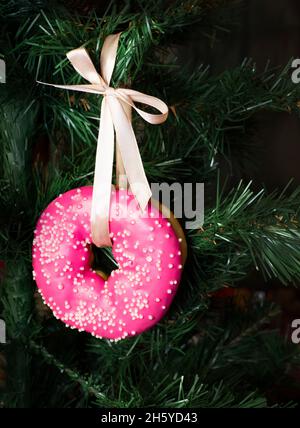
[33,186,186,340]
[32,33,184,339]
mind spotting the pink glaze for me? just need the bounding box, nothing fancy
[32,186,183,341]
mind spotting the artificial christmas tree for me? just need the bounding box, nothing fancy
[1,0,300,408]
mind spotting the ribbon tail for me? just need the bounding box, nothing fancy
[107,96,152,211]
[116,101,132,190]
[116,142,127,189]
[91,98,114,247]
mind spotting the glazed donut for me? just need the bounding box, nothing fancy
[32,186,186,340]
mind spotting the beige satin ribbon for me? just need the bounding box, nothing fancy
[38,33,168,247]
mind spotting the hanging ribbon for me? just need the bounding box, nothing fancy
[38,33,168,247]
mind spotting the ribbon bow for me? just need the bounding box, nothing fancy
[38,33,168,247]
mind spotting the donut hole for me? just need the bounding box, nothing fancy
[89,244,119,279]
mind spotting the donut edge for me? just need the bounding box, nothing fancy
[150,198,187,266]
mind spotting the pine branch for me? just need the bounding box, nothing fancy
[28,339,117,406]
[228,305,281,347]
[160,59,300,165]
[138,376,268,408]
[191,181,300,287]
[5,8,298,185]
[0,259,34,407]
[0,87,39,256]
[0,0,48,19]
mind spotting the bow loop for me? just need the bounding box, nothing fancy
[67,48,102,85]
[117,88,169,124]
[100,33,122,85]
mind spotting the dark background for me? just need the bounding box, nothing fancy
[179,0,300,191]
[177,1,300,382]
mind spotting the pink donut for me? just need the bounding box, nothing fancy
[32,186,185,341]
